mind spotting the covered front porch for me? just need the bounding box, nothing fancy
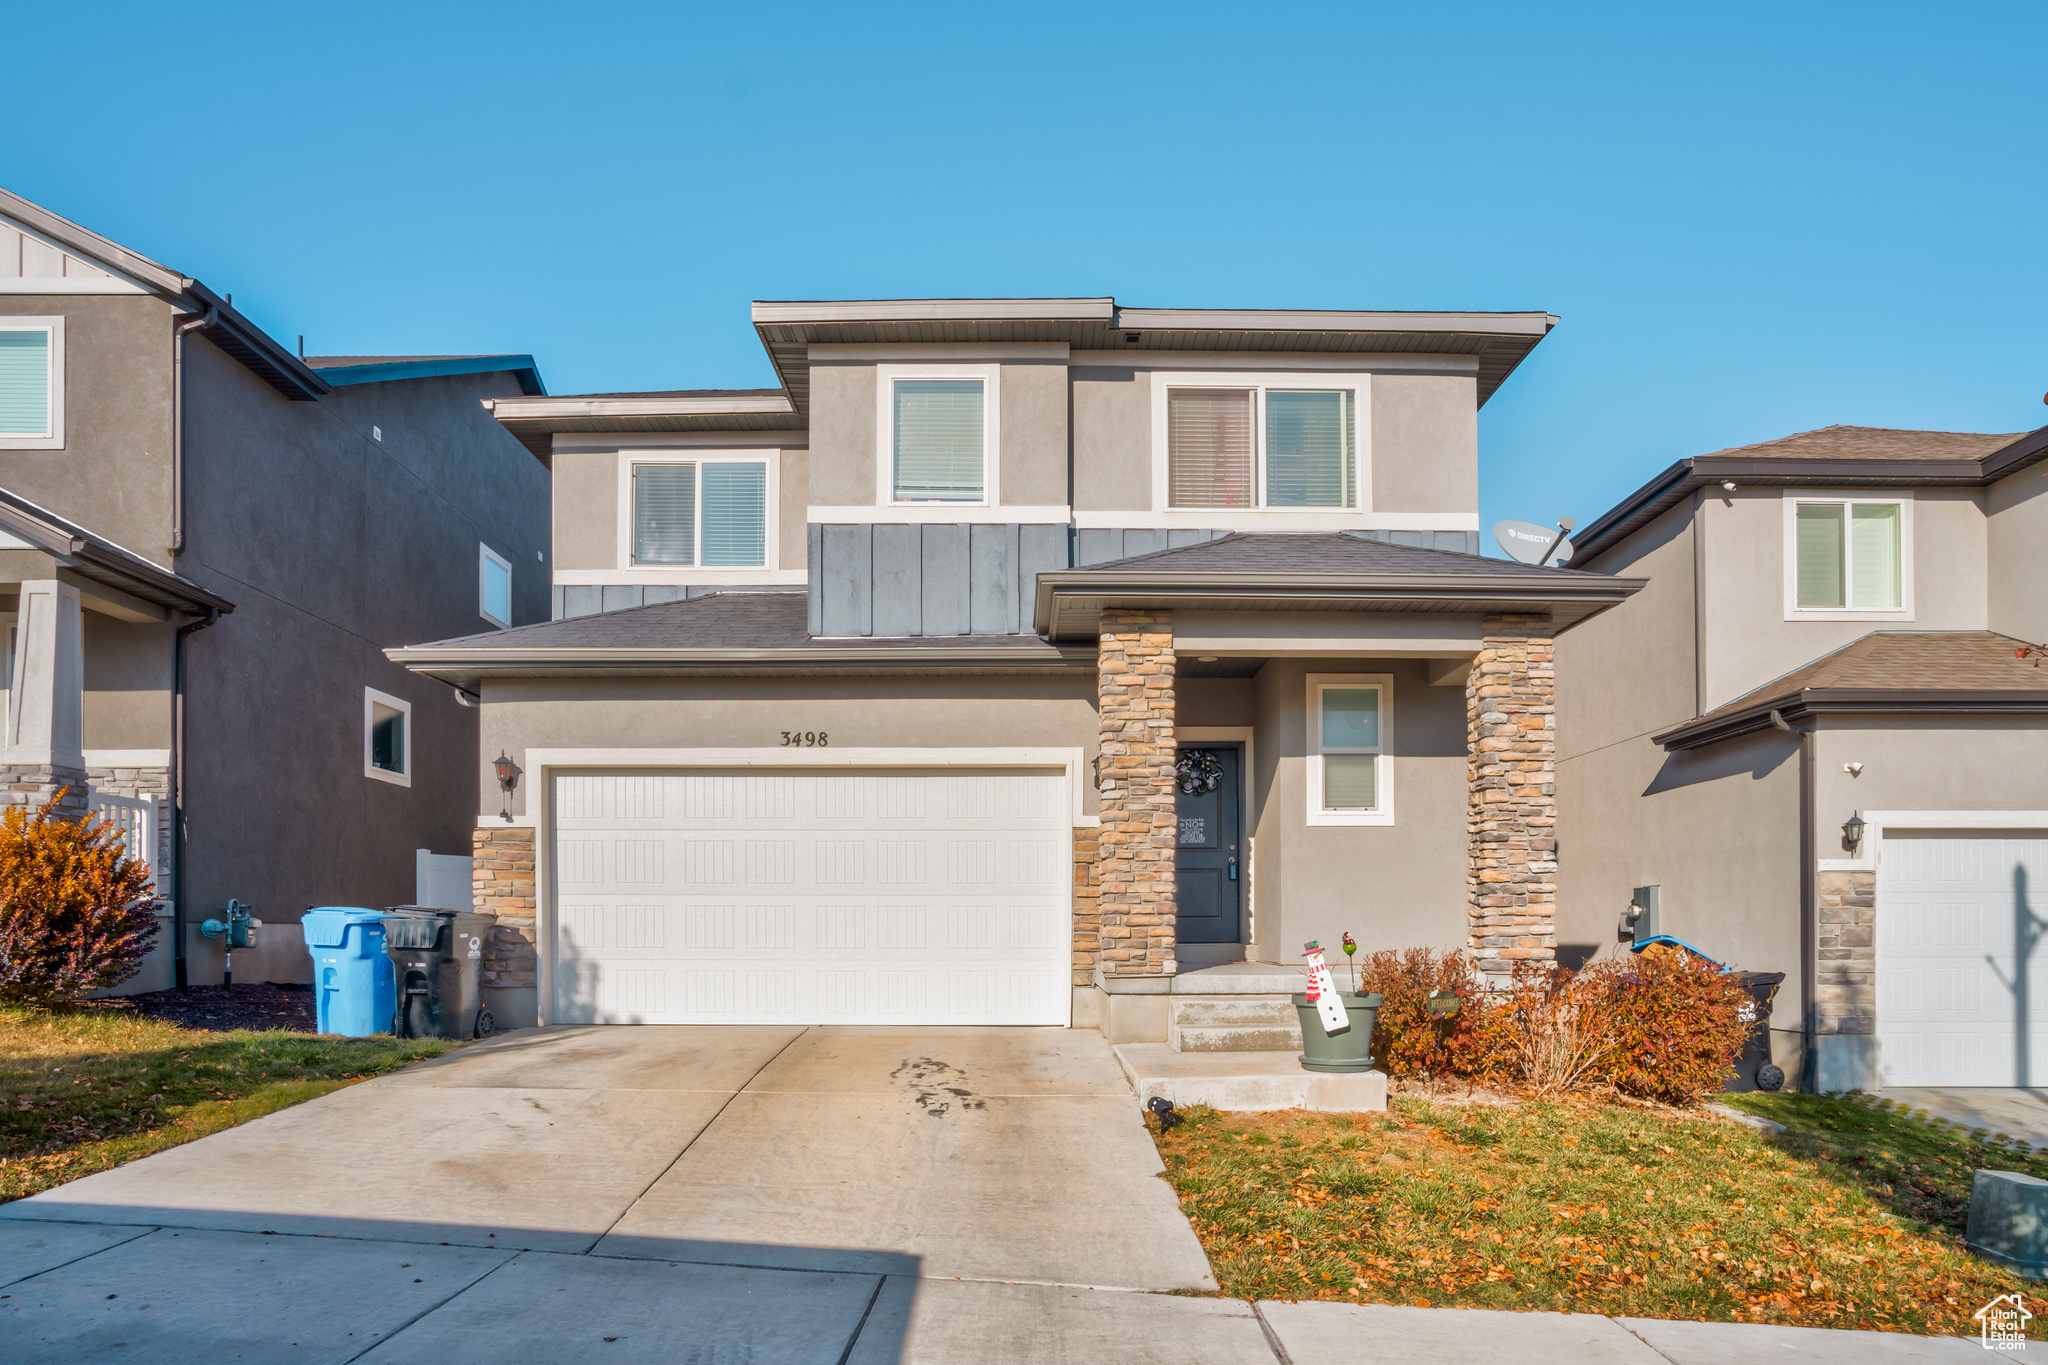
[0,489,235,990]
[1037,533,1641,1052]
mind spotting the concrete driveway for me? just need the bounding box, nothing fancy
[0,1027,1983,1363]
[1880,1088,2048,1147]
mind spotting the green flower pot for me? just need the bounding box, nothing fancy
[1292,991,1383,1073]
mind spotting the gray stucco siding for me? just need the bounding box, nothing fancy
[1554,726,1802,982]
[0,293,178,561]
[1813,716,2048,834]
[1245,658,1471,966]
[997,359,1069,507]
[1369,374,1478,514]
[82,613,173,750]
[1557,498,1698,762]
[551,448,618,571]
[475,674,1100,821]
[1070,367,1150,513]
[806,362,876,506]
[1989,464,2048,646]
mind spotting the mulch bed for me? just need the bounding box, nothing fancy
[83,983,316,1033]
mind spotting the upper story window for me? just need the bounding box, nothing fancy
[632,458,769,568]
[0,318,63,450]
[1307,673,1392,826]
[877,364,1000,507]
[1784,491,1911,619]
[479,543,512,627]
[1163,380,1358,511]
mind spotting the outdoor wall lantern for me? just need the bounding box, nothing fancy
[1842,813,1867,854]
[493,751,522,823]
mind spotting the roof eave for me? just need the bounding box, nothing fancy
[0,493,234,616]
[181,282,330,401]
[1656,688,2048,750]
[1033,570,1644,638]
[316,355,546,396]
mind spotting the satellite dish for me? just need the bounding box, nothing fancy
[1494,519,1574,567]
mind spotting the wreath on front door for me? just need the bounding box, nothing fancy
[1176,749,1225,795]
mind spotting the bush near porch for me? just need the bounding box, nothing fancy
[1152,1092,2043,1335]
[0,1006,450,1203]
[1354,948,1752,1106]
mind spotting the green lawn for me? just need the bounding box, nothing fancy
[1152,1093,2028,1336]
[1,1006,452,1203]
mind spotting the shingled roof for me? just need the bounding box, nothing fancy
[1077,531,1595,578]
[1692,425,2026,463]
[388,590,1086,690]
[1655,631,2048,749]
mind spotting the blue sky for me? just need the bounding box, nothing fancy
[8,2,2043,548]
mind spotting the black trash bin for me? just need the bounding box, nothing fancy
[1724,970,1787,1092]
[382,907,499,1040]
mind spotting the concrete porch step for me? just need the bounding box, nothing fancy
[1167,995,1304,1053]
[1116,1044,1387,1113]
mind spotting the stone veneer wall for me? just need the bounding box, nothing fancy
[0,765,90,823]
[1072,826,1100,985]
[1816,869,1875,1038]
[473,826,538,992]
[1096,611,1177,977]
[1467,614,1557,980]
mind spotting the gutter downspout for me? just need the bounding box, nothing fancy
[170,606,220,988]
[171,308,217,557]
[1771,707,1818,1092]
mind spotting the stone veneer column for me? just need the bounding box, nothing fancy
[473,826,538,992]
[1467,613,1557,980]
[1096,611,1177,977]
[1071,825,1101,986]
[1815,869,1875,1038]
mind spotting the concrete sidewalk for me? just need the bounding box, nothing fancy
[0,1219,1983,1363]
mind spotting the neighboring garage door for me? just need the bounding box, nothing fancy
[548,767,1073,1025]
[1878,830,2048,1086]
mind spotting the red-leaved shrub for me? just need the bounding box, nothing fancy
[1592,949,1754,1105]
[0,793,159,1008]
[1353,947,1513,1083]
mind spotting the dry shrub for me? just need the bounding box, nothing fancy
[1595,949,1754,1106]
[1504,961,1617,1097]
[0,793,159,1008]
[1353,947,1513,1083]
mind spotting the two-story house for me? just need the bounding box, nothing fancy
[393,298,1642,1038]
[0,185,552,995]
[1557,424,2048,1093]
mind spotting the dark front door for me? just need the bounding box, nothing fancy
[1174,744,1243,945]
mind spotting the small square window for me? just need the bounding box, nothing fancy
[479,543,512,627]
[1308,675,1390,825]
[365,688,412,787]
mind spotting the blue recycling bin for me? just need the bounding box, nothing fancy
[301,908,396,1036]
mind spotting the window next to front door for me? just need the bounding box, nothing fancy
[1783,490,1912,620]
[1307,674,1392,826]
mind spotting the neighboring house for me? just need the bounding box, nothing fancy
[0,186,551,992]
[393,297,1642,1036]
[1556,424,2048,1092]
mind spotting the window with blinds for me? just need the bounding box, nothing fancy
[1318,684,1382,811]
[893,379,984,502]
[1167,389,1253,508]
[0,330,51,437]
[1795,499,1900,610]
[1166,384,1356,510]
[634,464,698,565]
[1265,390,1353,508]
[632,461,769,568]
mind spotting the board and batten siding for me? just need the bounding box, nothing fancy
[806,524,1482,638]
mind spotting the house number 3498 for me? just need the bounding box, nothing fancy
[780,731,829,747]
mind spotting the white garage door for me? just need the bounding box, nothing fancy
[548,768,1073,1025]
[1878,830,2048,1086]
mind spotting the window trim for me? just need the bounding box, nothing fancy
[1305,673,1393,827]
[0,316,64,450]
[478,542,512,628]
[1151,370,1372,526]
[1780,489,1914,621]
[874,363,1001,509]
[614,449,780,579]
[364,687,412,788]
